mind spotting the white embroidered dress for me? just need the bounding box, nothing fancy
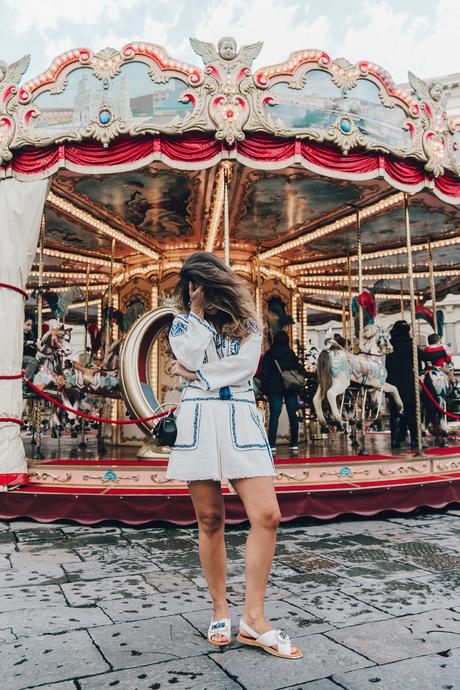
[166,311,275,482]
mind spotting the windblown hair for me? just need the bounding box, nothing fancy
[175,251,262,339]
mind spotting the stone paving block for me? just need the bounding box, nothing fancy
[333,647,460,689]
[143,570,195,593]
[282,681,342,690]
[0,521,11,531]
[275,569,353,596]
[60,524,121,537]
[73,542,148,563]
[0,627,16,643]
[10,546,80,568]
[61,574,156,606]
[79,655,240,689]
[277,554,341,572]
[88,614,206,669]
[142,548,203,571]
[0,553,11,569]
[28,683,76,689]
[327,558,431,584]
[0,629,109,690]
[8,519,61,530]
[16,527,67,543]
[0,564,67,589]
[341,578,460,616]
[0,530,16,545]
[184,598,330,639]
[99,587,212,622]
[289,590,392,628]
[227,581,296,605]
[210,633,373,689]
[0,583,66,612]
[0,603,111,637]
[62,556,159,581]
[327,608,460,663]
[323,546,400,565]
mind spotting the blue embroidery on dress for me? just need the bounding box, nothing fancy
[196,369,211,390]
[189,311,217,335]
[229,338,240,356]
[182,395,255,404]
[219,386,232,400]
[172,403,201,449]
[229,403,270,450]
[245,319,262,335]
[202,352,209,364]
[169,316,188,338]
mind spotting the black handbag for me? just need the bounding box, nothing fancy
[151,409,177,447]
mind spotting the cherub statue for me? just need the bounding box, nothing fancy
[408,71,450,175]
[190,36,263,71]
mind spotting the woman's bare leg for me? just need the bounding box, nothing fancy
[188,480,229,641]
[230,477,279,629]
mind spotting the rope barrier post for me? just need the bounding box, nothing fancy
[428,237,438,335]
[404,193,424,455]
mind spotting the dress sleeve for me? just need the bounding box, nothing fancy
[194,331,262,391]
[168,312,215,371]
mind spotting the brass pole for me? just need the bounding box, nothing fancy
[428,238,437,334]
[400,279,404,320]
[347,254,353,348]
[403,193,423,454]
[223,164,230,266]
[83,264,90,364]
[342,292,347,339]
[37,214,45,339]
[356,210,363,347]
[105,239,115,357]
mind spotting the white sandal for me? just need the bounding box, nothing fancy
[237,619,303,659]
[207,617,232,646]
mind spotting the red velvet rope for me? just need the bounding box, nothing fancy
[0,283,28,299]
[419,378,460,420]
[24,377,176,426]
[0,373,24,380]
[0,417,24,426]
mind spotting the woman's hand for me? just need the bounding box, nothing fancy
[189,281,205,319]
[170,359,197,380]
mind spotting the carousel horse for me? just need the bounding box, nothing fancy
[313,324,404,427]
[421,366,451,445]
[71,340,121,398]
[32,324,82,436]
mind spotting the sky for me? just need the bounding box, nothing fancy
[1,0,458,84]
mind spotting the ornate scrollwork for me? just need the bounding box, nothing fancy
[275,470,310,481]
[29,471,72,483]
[379,463,428,477]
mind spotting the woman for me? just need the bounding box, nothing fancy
[260,330,304,452]
[386,320,449,449]
[167,251,302,659]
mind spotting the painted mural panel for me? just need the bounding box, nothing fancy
[29,62,192,137]
[265,69,411,149]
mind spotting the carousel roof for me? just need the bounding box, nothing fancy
[2,38,460,323]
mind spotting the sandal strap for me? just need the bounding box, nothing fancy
[239,619,292,655]
[208,617,231,639]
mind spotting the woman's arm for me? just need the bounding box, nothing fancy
[168,312,215,371]
[194,332,262,391]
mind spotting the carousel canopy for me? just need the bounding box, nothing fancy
[1,37,460,323]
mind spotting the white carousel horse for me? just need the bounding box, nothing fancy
[313,324,404,427]
[32,326,82,436]
[421,366,451,444]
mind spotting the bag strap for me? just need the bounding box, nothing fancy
[273,358,283,375]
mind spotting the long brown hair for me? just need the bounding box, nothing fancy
[175,251,261,339]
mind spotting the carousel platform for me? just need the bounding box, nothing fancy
[1,433,460,525]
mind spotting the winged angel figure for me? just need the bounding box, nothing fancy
[408,71,451,175]
[189,37,263,143]
[0,55,30,161]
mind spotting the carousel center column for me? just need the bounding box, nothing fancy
[0,178,49,489]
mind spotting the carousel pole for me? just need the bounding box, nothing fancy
[403,193,424,454]
[341,292,347,340]
[34,215,46,460]
[78,265,91,450]
[98,239,115,455]
[223,163,231,267]
[428,237,438,334]
[347,255,353,348]
[400,279,405,320]
[356,210,363,346]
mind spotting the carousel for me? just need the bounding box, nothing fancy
[1,36,460,524]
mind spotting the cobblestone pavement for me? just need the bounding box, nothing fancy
[2,510,460,689]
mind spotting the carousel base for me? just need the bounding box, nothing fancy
[1,434,460,525]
